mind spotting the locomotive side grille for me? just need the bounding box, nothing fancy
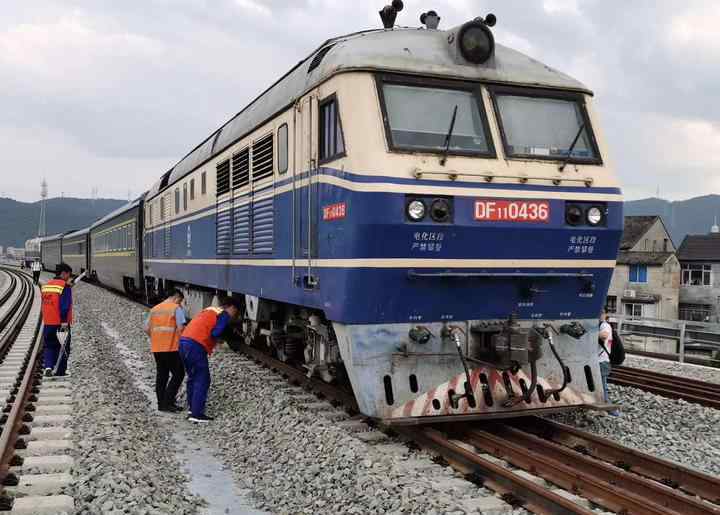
[216,159,231,196]
[251,189,274,254]
[216,159,232,255]
[251,134,274,182]
[232,148,250,190]
[232,200,251,254]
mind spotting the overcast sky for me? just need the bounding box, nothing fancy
[1,0,718,202]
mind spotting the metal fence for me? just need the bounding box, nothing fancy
[609,314,720,365]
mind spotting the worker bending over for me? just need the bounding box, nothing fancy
[179,297,241,423]
[145,289,187,412]
[41,263,73,376]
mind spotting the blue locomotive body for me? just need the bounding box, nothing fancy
[77,17,624,422]
[145,169,622,325]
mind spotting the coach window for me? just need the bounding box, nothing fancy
[201,172,207,195]
[377,75,494,158]
[278,124,289,174]
[190,179,195,200]
[490,86,601,164]
[318,95,345,164]
[183,183,188,211]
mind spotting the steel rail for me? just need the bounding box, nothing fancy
[235,341,359,413]
[401,426,595,515]
[0,271,16,308]
[474,423,719,515]
[0,268,41,491]
[512,417,720,505]
[609,366,720,409]
[612,366,720,392]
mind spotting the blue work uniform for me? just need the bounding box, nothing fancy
[42,285,73,375]
[179,310,231,417]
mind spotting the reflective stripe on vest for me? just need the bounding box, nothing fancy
[149,301,181,353]
[41,279,66,326]
[181,307,223,355]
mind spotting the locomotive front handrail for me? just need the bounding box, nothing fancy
[411,168,594,187]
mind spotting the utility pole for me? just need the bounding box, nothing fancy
[38,178,48,238]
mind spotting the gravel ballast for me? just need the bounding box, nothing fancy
[67,282,205,515]
[553,374,720,478]
[623,354,720,385]
[70,282,520,515]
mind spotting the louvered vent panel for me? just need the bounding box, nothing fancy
[251,185,274,254]
[308,45,335,73]
[216,201,232,255]
[232,148,250,190]
[232,198,251,254]
[252,135,274,181]
[216,160,231,196]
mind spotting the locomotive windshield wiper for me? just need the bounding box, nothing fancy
[558,122,585,172]
[439,105,459,167]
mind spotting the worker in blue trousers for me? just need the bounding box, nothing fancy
[179,297,241,423]
[41,263,74,376]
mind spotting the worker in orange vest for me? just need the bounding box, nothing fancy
[41,263,73,376]
[179,297,241,423]
[145,289,187,412]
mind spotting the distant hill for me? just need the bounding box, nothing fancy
[0,197,126,248]
[624,194,720,245]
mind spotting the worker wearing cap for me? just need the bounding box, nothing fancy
[145,289,187,412]
[179,297,240,423]
[41,263,73,376]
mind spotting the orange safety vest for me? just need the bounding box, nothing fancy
[148,301,182,353]
[181,307,224,355]
[41,279,72,326]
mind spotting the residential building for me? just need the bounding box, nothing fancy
[606,216,680,319]
[677,219,720,322]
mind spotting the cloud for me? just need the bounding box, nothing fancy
[0,0,718,204]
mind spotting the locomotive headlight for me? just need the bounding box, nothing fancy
[458,21,495,64]
[586,206,604,226]
[407,200,426,221]
[565,204,583,226]
[430,199,452,223]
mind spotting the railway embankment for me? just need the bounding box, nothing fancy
[67,281,521,515]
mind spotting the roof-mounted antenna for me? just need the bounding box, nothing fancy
[420,10,441,29]
[379,0,404,29]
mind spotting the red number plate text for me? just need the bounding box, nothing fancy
[322,202,347,221]
[474,200,550,223]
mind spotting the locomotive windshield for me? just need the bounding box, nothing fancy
[381,83,492,155]
[493,92,599,161]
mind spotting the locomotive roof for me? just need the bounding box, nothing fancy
[64,227,90,239]
[39,233,64,243]
[90,198,141,231]
[149,26,590,197]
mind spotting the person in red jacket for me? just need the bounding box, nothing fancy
[179,297,241,423]
[41,263,73,376]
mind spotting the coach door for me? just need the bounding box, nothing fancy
[294,95,319,289]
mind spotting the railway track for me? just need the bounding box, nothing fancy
[0,267,74,513]
[610,365,720,410]
[235,341,720,515]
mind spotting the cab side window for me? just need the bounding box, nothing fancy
[318,95,345,164]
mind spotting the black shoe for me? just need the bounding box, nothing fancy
[44,368,53,377]
[166,404,184,413]
[188,414,214,423]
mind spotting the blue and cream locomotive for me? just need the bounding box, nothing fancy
[44,8,623,423]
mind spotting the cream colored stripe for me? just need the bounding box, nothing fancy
[146,174,622,234]
[319,175,622,202]
[94,251,136,257]
[146,258,616,269]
